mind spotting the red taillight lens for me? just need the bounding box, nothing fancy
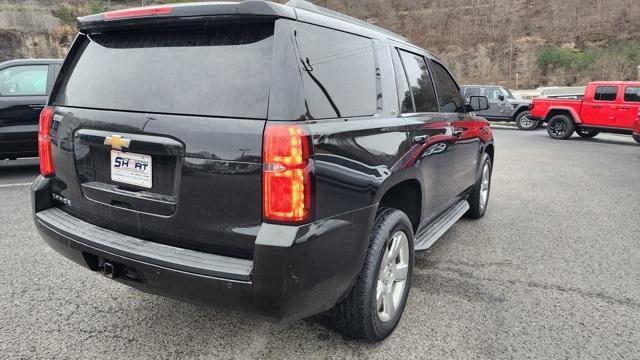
[104,5,172,20]
[38,106,55,177]
[263,124,312,223]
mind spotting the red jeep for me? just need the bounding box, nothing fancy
[530,81,640,143]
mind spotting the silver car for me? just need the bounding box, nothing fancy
[461,85,538,130]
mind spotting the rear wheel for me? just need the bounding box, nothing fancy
[466,154,492,219]
[547,114,575,139]
[515,111,538,130]
[576,128,599,138]
[329,208,414,342]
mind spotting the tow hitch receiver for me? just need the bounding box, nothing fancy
[102,262,116,279]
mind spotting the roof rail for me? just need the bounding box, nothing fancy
[285,0,408,42]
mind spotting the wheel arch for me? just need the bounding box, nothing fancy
[374,177,422,233]
[511,105,530,120]
[545,107,581,124]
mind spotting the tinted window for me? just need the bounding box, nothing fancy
[54,23,274,118]
[398,50,438,113]
[430,61,463,112]
[297,23,376,119]
[464,87,481,97]
[594,86,618,101]
[0,65,48,96]
[391,49,413,114]
[624,87,640,102]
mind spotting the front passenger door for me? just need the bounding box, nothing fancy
[483,87,506,119]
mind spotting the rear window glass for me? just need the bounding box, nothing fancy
[594,86,618,101]
[53,23,274,119]
[297,22,377,119]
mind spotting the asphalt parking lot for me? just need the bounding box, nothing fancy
[1,128,639,359]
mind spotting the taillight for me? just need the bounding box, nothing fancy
[38,106,55,177]
[263,124,312,223]
[104,5,172,20]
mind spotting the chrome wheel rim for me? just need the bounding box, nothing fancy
[520,114,533,128]
[376,231,409,323]
[480,162,490,210]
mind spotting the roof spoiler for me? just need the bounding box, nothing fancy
[77,1,296,33]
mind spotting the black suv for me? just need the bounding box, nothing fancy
[33,0,494,342]
[0,59,62,160]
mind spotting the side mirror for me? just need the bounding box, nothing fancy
[498,94,505,101]
[469,96,489,111]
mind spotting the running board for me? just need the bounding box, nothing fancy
[414,200,469,251]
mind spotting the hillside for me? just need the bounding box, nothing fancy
[1,0,639,88]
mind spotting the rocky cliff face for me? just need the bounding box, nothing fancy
[1,0,639,87]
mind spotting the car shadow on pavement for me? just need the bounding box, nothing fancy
[568,137,638,147]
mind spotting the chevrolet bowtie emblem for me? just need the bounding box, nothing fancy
[104,135,131,150]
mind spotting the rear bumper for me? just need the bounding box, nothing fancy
[0,125,38,157]
[32,177,376,322]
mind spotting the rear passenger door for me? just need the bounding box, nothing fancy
[429,59,480,196]
[0,64,50,129]
[582,85,619,126]
[392,48,456,221]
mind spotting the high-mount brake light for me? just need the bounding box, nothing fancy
[263,124,312,223]
[104,5,172,20]
[38,106,55,177]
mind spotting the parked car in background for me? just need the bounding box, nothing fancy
[461,85,536,130]
[32,0,494,343]
[0,59,62,160]
[530,81,640,143]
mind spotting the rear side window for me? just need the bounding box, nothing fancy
[430,60,463,113]
[464,87,481,97]
[624,87,640,102]
[594,86,618,101]
[0,65,48,96]
[397,50,438,113]
[54,23,274,119]
[297,23,376,119]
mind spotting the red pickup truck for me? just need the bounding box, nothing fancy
[530,81,640,143]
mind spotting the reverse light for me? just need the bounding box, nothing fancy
[263,124,312,223]
[38,106,55,177]
[104,5,172,20]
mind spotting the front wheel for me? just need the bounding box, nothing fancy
[547,114,575,139]
[465,154,492,219]
[576,128,599,138]
[515,111,538,130]
[329,208,414,342]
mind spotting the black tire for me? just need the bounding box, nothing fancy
[329,208,414,342]
[632,134,640,144]
[576,128,599,138]
[515,111,538,130]
[547,114,575,139]
[465,153,492,219]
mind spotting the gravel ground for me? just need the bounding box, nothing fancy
[1,128,639,359]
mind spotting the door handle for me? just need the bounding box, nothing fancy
[619,107,630,110]
[453,129,463,138]
[592,105,602,108]
[412,135,430,144]
[28,105,44,109]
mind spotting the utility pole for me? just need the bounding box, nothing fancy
[637,65,640,81]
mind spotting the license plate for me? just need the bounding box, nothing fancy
[110,150,152,188]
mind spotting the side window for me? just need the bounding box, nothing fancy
[594,86,618,101]
[391,48,413,114]
[430,60,463,113]
[0,65,48,96]
[297,23,377,119]
[397,49,438,113]
[623,87,640,102]
[464,87,481,97]
[484,88,502,101]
